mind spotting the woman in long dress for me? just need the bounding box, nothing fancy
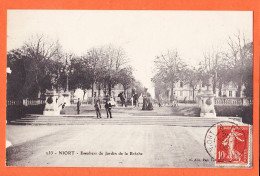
[222,128,244,161]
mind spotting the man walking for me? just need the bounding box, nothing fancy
[94,99,102,118]
[105,98,112,118]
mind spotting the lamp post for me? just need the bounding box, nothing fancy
[61,54,73,106]
[65,56,69,92]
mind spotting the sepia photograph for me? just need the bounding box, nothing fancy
[6,10,253,167]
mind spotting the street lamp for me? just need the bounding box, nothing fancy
[65,57,70,92]
[60,55,74,92]
[60,54,73,106]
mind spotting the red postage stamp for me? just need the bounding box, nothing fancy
[216,125,250,166]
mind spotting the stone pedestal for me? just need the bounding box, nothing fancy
[43,90,60,116]
[198,90,216,118]
[62,91,71,106]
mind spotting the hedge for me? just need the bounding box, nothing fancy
[6,104,45,123]
[215,105,253,125]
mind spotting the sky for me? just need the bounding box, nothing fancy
[7,10,253,97]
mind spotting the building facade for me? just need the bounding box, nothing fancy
[156,81,245,103]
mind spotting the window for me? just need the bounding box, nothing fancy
[180,82,183,88]
[180,91,183,97]
[229,91,232,97]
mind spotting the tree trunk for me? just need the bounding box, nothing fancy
[219,84,222,97]
[104,84,107,96]
[108,83,112,96]
[91,83,94,97]
[192,87,195,101]
[37,90,41,98]
[170,82,174,100]
[123,86,127,96]
[98,84,101,97]
[213,80,217,94]
[83,90,86,100]
[238,84,242,97]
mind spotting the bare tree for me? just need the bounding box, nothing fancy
[102,45,128,96]
[202,45,222,94]
[153,49,186,100]
[9,35,63,98]
[226,31,251,97]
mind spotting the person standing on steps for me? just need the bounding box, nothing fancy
[76,98,81,114]
[105,98,112,118]
[94,99,102,118]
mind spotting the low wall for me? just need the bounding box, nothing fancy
[6,104,45,123]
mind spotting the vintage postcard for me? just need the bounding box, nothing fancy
[0,1,259,176]
[5,10,254,168]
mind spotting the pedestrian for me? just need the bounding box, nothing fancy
[170,94,174,107]
[173,93,178,107]
[105,99,112,118]
[120,92,126,107]
[62,102,66,109]
[76,98,81,114]
[159,94,162,107]
[94,99,102,118]
[184,96,187,104]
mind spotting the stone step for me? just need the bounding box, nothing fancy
[14,120,224,124]
[19,117,229,121]
[21,115,241,121]
[10,115,241,127]
[9,121,226,127]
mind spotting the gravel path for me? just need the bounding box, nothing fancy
[6,124,214,167]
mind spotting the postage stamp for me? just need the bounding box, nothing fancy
[216,125,250,166]
[204,121,251,167]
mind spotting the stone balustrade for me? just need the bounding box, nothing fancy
[214,97,253,106]
[7,99,45,106]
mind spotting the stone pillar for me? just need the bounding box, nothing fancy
[43,90,60,116]
[199,90,216,118]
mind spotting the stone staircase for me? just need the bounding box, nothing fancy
[9,114,242,127]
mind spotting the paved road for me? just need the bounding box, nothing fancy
[6,124,214,167]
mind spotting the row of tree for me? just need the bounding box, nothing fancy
[7,35,143,99]
[152,32,253,100]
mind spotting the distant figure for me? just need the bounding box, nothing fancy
[158,94,163,107]
[173,93,178,107]
[118,92,126,107]
[147,98,153,110]
[105,99,112,118]
[142,96,148,110]
[62,102,66,109]
[184,96,187,104]
[76,98,81,114]
[170,94,174,106]
[94,99,102,118]
[133,93,139,107]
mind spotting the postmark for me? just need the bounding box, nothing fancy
[204,121,251,167]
